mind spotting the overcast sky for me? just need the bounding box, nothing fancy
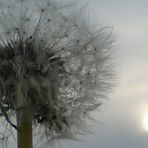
[3,0,148,148]
[60,0,148,148]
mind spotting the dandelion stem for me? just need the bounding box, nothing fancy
[17,106,33,148]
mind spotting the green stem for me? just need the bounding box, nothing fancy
[17,107,33,148]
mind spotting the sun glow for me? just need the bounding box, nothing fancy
[143,114,148,131]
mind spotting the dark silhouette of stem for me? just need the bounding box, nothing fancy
[17,106,33,148]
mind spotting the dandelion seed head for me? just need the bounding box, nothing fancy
[0,0,115,141]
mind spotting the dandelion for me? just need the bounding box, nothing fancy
[0,0,115,147]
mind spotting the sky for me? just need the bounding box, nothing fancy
[59,0,148,148]
[2,0,148,148]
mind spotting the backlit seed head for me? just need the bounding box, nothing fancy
[0,0,115,142]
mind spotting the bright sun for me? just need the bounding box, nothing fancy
[143,114,148,131]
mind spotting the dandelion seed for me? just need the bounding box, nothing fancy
[41,8,45,13]
[76,40,80,43]
[47,18,51,22]
[80,81,83,85]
